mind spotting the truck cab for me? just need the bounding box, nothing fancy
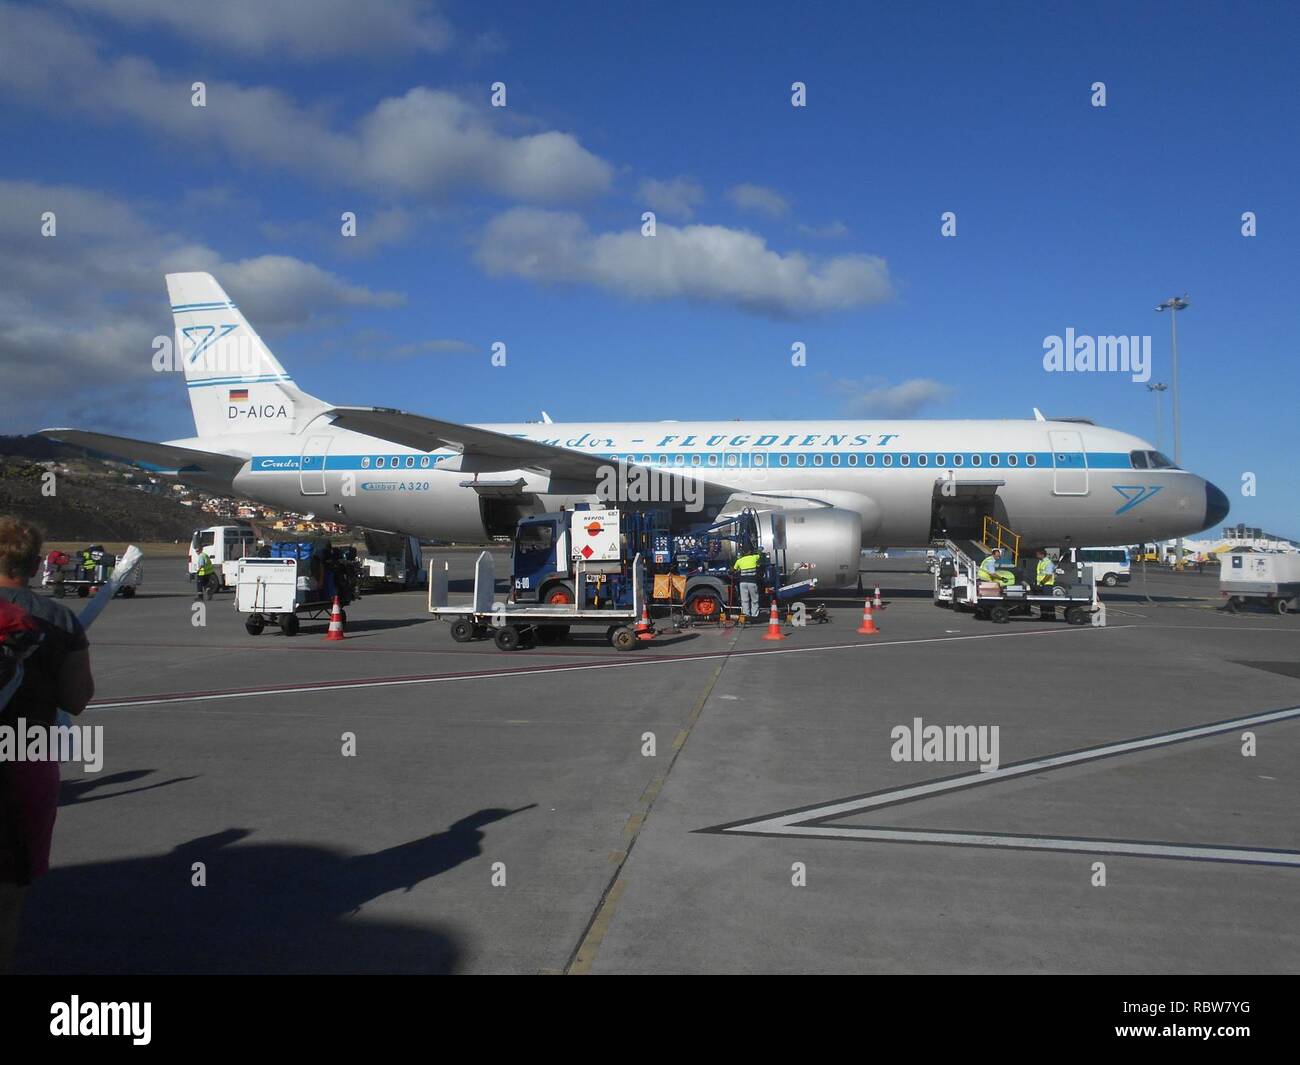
[189,525,258,589]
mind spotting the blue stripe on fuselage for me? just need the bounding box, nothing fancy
[246,451,1139,473]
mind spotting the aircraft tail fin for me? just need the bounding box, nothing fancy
[166,272,328,438]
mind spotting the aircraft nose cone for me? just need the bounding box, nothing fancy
[1205,481,1230,529]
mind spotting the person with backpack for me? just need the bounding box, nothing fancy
[0,518,95,971]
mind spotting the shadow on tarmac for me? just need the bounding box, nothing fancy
[60,769,199,807]
[12,805,535,974]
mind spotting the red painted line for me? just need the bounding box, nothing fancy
[87,625,1120,710]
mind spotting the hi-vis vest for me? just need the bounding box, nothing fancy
[1036,558,1055,585]
[978,555,1000,580]
[196,553,214,576]
[733,553,762,580]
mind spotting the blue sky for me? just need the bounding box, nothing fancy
[1,0,1296,534]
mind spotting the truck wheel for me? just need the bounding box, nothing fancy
[611,626,638,651]
[77,585,89,598]
[1065,607,1085,625]
[494,626,521,651]
[684,590,723,619]
[245,614,265,636]
[450,619,475,643]
[541,581,575,605]
[1276,598,1290,616]
[989,605,1010,624]
[1102,573,1118,587]
[279,613,300,637]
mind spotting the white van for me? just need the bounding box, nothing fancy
[189,525,258,589]
[1063,547,1131,587]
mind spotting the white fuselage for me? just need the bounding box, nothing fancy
[165,416,1225,549]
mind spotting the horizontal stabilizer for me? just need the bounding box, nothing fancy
[38,429,244,484]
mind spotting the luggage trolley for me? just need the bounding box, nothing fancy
[430,552,657,651]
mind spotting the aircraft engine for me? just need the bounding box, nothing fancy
[758,507,863,590]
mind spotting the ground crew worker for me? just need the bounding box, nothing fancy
[732,547,764,620]
[1035,548,1058,619]
[978,547,1015,589]
[1034,549,1056,589]
[194,550,215,600]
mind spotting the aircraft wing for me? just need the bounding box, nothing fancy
[38,429,245,485]
[327,406,737,501]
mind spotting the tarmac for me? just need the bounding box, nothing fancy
[10,553,1300,974]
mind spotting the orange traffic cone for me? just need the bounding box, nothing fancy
[873,586,883,609]
[635,601,654,640]
[857,600,879,635]
[325,596,345,641]
[762,599,786,641]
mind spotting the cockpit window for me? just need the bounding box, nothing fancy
[1130,450,1177,470]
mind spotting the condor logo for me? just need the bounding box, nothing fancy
[1113,484,1163,514]
[228,404,289,421]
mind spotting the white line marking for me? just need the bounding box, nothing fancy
[756,825,1300,866]
[717,705,1300,867]
[89,625,1126,710]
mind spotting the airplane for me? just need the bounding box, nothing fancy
[42,272,1229,596]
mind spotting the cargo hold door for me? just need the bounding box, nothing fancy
[1048,430,1088,495]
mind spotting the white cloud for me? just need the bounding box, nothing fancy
[728,183,790,218]
[829,376,953,417]
[0,180,402,425]
[797,221,850,240]
[360,338,478,361]
[474,209,894,318]
[60,0,454,59]
[0,6,612,204]
[638,177,705,220]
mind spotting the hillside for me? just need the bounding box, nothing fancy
[0,437,202,542]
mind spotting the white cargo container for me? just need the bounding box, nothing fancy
[1220,550,1300,614]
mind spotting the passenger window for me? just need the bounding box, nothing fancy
[865,455,875,467]
[971,455,982,466]
[1026,455,1037,467]
[989,455,1000,466]
[848,454,858,466]
[882,455,893,467]
[953,455,964,466]
[779,455,790,467]
[1008,455,1018,466]
[935,454,946,466]
[917,455,928,466]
